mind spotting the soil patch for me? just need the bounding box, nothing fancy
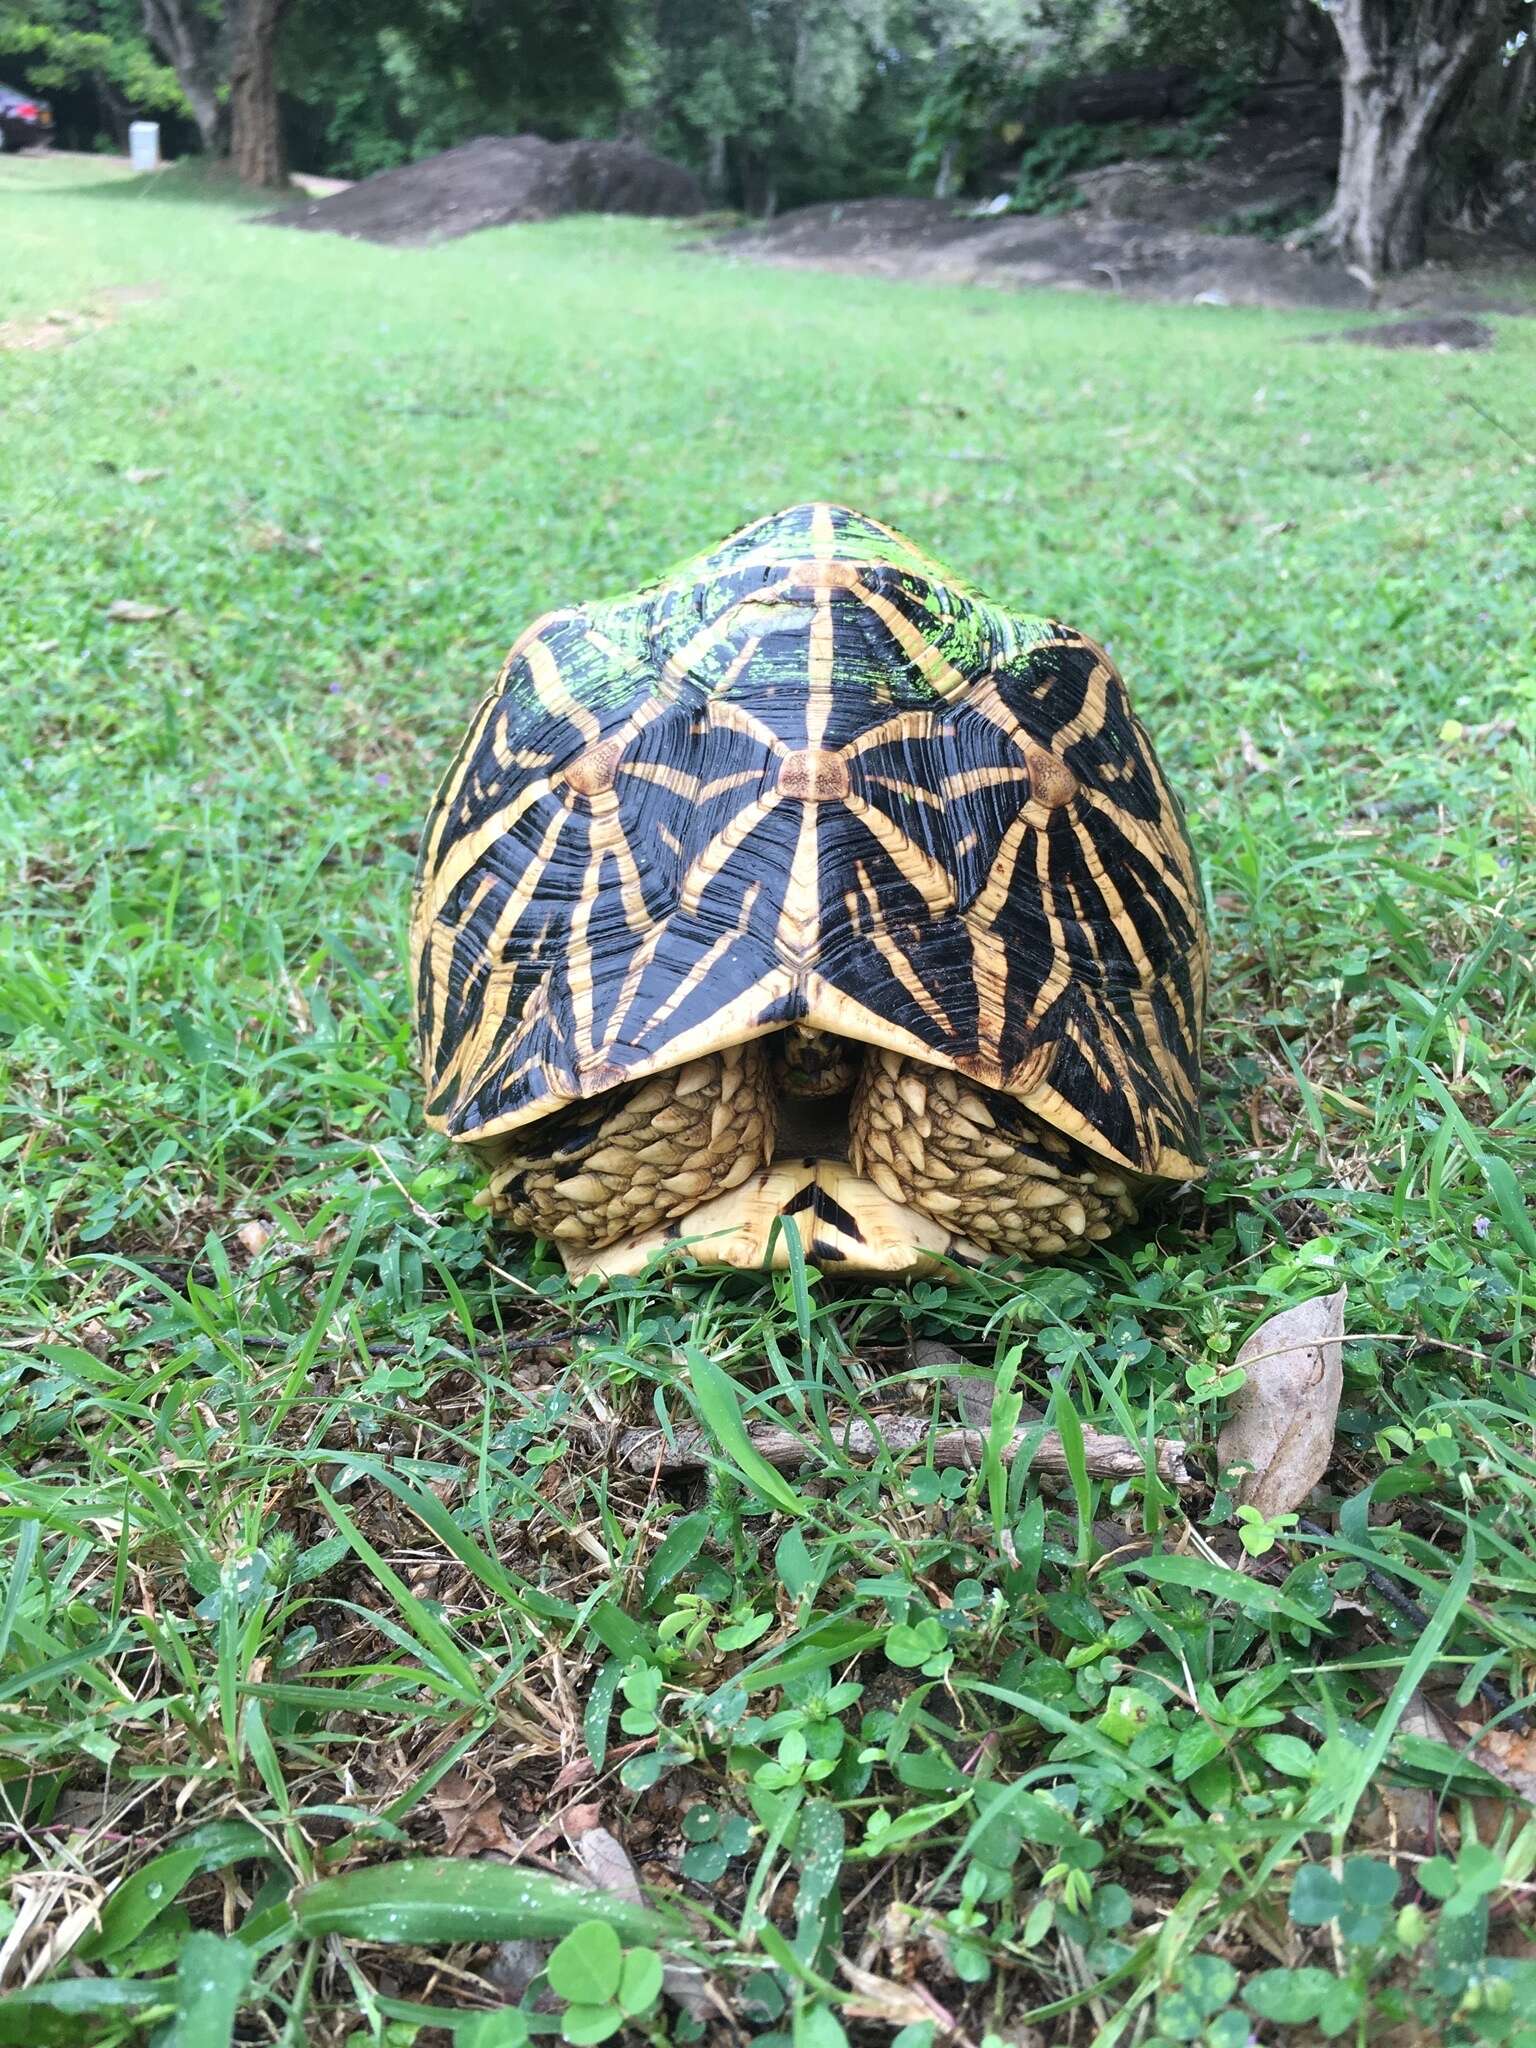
[265,134,704,246]
[1066,82,1340,237]
[0,307,104,351]
[715,196,1373,311]
[717,80,1536,316]
[1314,313,1495,350]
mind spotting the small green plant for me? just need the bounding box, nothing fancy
[1235,1502,1299,1556]
[679,1801,752,1883]
[546,1921,664,2045]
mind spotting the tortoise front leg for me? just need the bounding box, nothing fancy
[848,1050,1139,1259]
[479,1042,775,1253]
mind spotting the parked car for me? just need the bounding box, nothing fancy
[0,82,52,152]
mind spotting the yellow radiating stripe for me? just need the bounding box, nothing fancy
[1091,1002,1154,1131]
[867,772,944,811]
[1024,822,1076,1032]
[965,811,1029,931]
[635,918,750,1044]
[958,645,1110,759]
[852,579,971,700]
[420,687,506,883]
[661,602,774,694]
[842,794,955,913]
[706,692,788,758]
[602,918,673,1055]
[605,825,653,935]
[620,759,702,801]
[1061,1016,1121,1100]
[841,709,941,761]
[941,763,1034,798]
[458,969,556,1112]
[438,808,569,1093]
[1142,741,1202,898]
[418,868,497,1066]
[701,768,769,802]
[850,510,950,581]
[852,865,953,1036]
[807,581,835,748]
[969,923,1010,1073]
[526,636,601,746]
[1067,815,1164,976]
[620,968,791,1080]
[422,778,552,924]
[811,503,837,556]
[566,859,601,1064]
[776,801,821,957]
[679,792,782,915]
[1077,788,1200,924]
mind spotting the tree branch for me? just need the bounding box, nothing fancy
[570,1413,1196,1486]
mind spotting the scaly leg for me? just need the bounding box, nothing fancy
[481,1042,775,1252]
[849,1049,1139,1259]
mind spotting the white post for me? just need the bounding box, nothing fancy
[128,122,161,173]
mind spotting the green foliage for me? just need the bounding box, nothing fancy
[281,0,630,182]
[623,0,904,211]
[0,0,184,111]
[545,1922,662,2042]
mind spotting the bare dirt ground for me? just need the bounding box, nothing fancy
[715,198,1536,319]
[265,134,703,246]
[714,85,1536,323]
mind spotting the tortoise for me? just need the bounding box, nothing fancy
[410,504,1207,1279]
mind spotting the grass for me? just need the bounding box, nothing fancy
[1,149,1534,2047]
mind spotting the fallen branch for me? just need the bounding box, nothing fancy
[571,1414,1194,1486]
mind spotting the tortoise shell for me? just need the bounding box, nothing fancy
[411,504,1207,1275]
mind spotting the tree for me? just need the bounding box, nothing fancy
[140,0,222,151]
[626,0,901,214]
[0,0,186,146]
[280,0,628,182]
[227,0,286,183]
[140,0,289,182]
[1308,0,1513,274]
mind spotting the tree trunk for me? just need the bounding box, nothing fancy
[96,74,132,152]
[228,0,290,188]
[706,129,726,199]
[1311,0,1505,275]
[141,0,225,153]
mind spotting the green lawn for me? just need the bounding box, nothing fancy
[2,155,1534,2047]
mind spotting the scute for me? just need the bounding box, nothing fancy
[411,503,1207,1185]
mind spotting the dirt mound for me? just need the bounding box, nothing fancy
[268,134,704,246]
[717,196,1372,312]
[1318,314,1495,350]
[1066,84,1340,237]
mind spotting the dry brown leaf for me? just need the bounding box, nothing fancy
[1218,1286,1345,1518]
[838,1956,956,2030]
[572,1827,642,1901]
[947,1373,996,1431]
[105,599,176,623]
[236,1221,271,1258]
[430,1768,517,1856]
[1464,1724,1536,1806]
[1239,727,1274,773]
[562,1814,710,2018]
